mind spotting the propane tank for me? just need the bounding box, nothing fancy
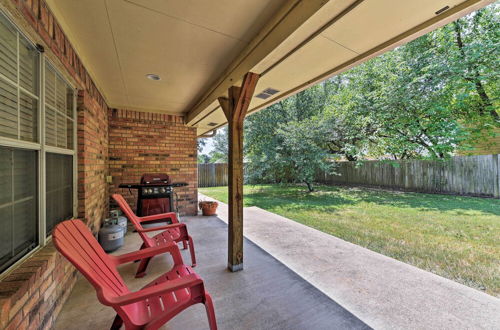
[98,218,124,252]
[110,209,128,235]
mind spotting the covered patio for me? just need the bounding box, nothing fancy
[55,215,369,330]
[0,0,495,329]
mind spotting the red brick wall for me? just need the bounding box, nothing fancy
[77,90,109,232]
[108,109,198,216]
[0,244,77,330]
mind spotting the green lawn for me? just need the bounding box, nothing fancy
[200,184,500,297]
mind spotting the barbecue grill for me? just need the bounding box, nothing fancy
[118,173,188,219]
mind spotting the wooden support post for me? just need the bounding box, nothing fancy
[218,72,259,272]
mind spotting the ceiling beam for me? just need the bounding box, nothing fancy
[186,0,330,126]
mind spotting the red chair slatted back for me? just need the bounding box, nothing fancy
[112,194,141,228]
[112,194,151,243]
[53,220,130,302]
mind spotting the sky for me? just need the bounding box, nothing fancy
[199,136,215,155]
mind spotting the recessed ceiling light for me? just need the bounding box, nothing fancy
[146,74,161,81]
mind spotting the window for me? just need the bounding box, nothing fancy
[0,12,76,274]
[46,153,73,234]
[0,147,38,273]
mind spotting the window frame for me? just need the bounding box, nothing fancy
[0,11,78,277]
[41,60,78,240]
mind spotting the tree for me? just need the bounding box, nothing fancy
[197,138,207,153]
[318,4,499,159]
[319,70,380,161]
[197,154,211,164]
[245,83,334,190]
[275,118,336,192]
[447,7,499,123]
[207,127,229,163]
[370,37,468,159]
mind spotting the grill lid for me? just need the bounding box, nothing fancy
[140,173,171,184]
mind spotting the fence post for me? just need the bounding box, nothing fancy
[494,154,500,199]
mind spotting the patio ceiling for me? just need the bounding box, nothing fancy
[45,0,289,113]
[45,0,492,136]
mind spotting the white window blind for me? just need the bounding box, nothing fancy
[0,15,38,143]
[44,63,74,150]
[0,78,18,139]
[0,15,17,83]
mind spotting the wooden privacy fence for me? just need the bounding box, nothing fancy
[198,154,500,197]
[316,154,500,198]
[198,163,228,187]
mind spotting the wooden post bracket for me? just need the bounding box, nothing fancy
[218,72,259,272]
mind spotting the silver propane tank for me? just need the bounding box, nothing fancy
[98,218,124,252]
[110,209,128,235]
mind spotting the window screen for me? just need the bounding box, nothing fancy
[0,15,39,142]
[46,153,73,234]
[0,147,38,273]
[44,63,74,150]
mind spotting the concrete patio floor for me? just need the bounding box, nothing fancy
[55,215,369,330]
[200,193,500,330]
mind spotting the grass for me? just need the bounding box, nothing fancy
[199,184,500,297]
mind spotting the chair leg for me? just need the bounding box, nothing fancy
[134,243,146,263]
[204,293,217,330]
[135,257,152,278]
[182,240,188,250]
[188,235,196,267]
[110,314,123,330]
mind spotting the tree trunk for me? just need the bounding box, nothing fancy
[453,21,499,122]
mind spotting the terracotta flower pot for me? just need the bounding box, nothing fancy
[199,201,218,216]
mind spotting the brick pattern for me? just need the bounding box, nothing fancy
[108,109,198,216]
[77,90,109,232]
[0,244,77,330]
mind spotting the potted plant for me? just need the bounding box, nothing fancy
[199,200,218,216]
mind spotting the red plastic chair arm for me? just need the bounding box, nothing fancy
[139,212,179,224]
[105,275,202,306]
[111,242,183,266]
[136,223,186,233]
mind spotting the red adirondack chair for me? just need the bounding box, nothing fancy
[112,194,196,278]
[53,219,217,330]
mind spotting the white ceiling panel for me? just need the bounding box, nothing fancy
[45,0,288,114]
[321,0,467,54]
